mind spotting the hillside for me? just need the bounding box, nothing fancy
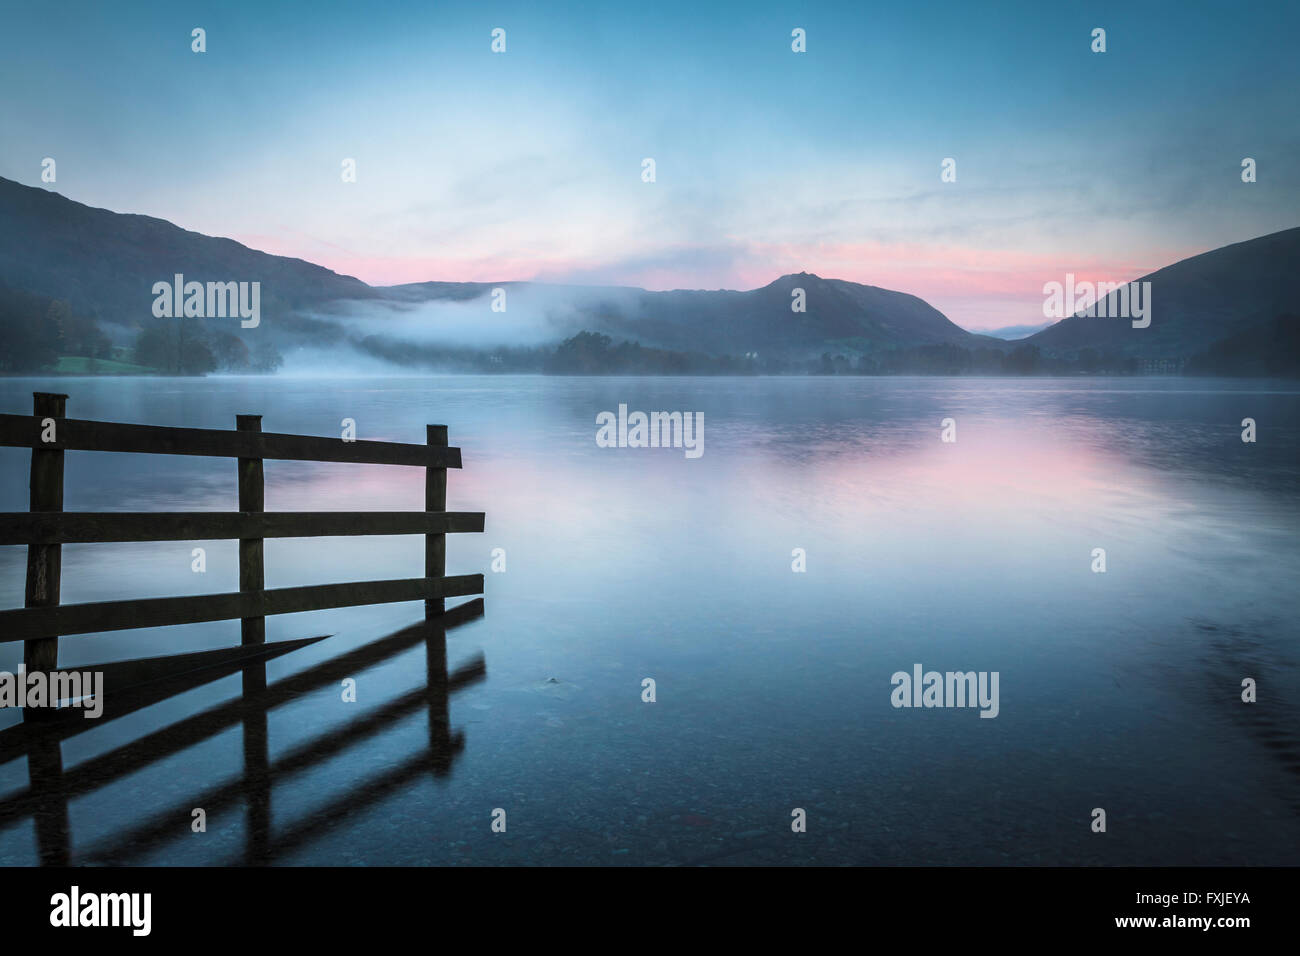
[1026,227,1300,358]
[0,176,374,340]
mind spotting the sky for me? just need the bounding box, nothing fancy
[1,0,1297,331]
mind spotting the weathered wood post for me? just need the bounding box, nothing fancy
[425,425,448,617]
[236,415,270,853]
[25,392,70,859]
[25,392,67,674]
[237,414,265,645]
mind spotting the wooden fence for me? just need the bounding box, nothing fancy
[0,392,485,670]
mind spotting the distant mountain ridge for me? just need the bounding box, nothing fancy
[0,176,990,359]
[982,321,1056,340]
[1,175,1297,371]
[381,271,996,357]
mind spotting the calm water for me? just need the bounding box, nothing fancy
[0,375,1297,866]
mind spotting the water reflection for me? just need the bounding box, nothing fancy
[0,598,484,866]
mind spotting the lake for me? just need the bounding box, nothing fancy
[1,374,1297,865]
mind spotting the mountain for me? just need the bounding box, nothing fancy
[981,321,1056,340]
[0,176,988,365]
[4,175,1295,374]
[381,272,994,358]
[1185,312,1300,376]
[1025,227,1300,358]
[0,176,374,343]
[596,272,988,355]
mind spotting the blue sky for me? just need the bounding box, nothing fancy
[1,0,1296,329]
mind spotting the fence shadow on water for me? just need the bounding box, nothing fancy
[0,600,486,865]
[0,392,488,865]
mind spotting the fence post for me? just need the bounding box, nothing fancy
[425,425,448,617]
[237,415,265,645]
[25,392,67,675]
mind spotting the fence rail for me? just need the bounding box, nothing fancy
[0,413,462,467]
[3,392,485,671]
[0,573,485,641]
[0,510,485,544]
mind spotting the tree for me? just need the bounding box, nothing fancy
[0,284,59,371]
[1004,344,1039,375]
[250,338,284,373]
[133,320,217,375]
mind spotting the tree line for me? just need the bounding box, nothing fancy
[0,282,282,374]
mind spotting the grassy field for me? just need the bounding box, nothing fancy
[52,355,157,374]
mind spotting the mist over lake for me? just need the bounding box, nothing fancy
[1,374,1296,866]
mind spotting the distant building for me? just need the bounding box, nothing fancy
[1138,357,1185,374]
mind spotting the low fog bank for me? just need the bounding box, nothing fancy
[269,282,650,374]
[332,282,646,349]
